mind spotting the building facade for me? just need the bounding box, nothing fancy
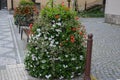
[105,0,120,24]
[0,0,102,11]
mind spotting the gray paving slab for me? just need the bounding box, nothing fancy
[80,18,120,80]
[0,10,22,68]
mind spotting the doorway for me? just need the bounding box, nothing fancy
[0,0,7,9]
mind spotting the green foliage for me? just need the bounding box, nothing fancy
[25,3,87,80]
[19,0,34,6]
[78,5,104,17]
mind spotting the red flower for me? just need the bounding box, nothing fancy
[71,27,76,31]
[70,35,75,43]
[79,32,83,35]
[55,15,60,19]
[29,24,33,35]
[75,16,79,20]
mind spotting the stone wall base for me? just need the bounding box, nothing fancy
[105,14,120,25]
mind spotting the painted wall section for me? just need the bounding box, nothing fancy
[7,0,102,10]
[105,0,120,15]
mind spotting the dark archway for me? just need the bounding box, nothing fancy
[32,0,36,3]
[0,0,7,9]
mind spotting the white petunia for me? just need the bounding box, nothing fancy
[52,20,55,23]
[80,55,83,60]
[32,54,36,61]
[56,34,59,36]
[55,42,59,44]
[48,38,52,41]
[56,29,61,32]
[45,74,51,79]
[44,36,48,39]
[65,55,68,58]
[59,76,64,79]
[41,60,46,63]
[35,47,39,50]
[58,18,61,21]
[56,22,62,26]
[37,29,41,32]
[71,58,76,61]
[71,75,74,78]
[50,43,53,47]
[51,36,54,38]
[30,65,33,67]
[53,45,56,47]
[51,40,55,44]
[52,24,56,27]
[76,67,79,69]
[63,65,68,68]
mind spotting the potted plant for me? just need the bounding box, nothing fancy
[25,1,87,80]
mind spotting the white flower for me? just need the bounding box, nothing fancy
[80,55,83,60]
[46,52,49,54]
[65,55,68,58]
[51,36,54,38]
[56,34,59,36]
[53,45,56,47]
[39,74,41,76]
[52,20,55,23]
[59,76,64,79]
[48,38,52,40]
[71,58,76,61]
[71,75,74,78]
[42,42,44,44]
[35,47,39,50]
[50,43,53,47]
[41,60,46,63]
[45,74,51,79]
[51,40,55,44]
[32,54,36,61]
[76,67,79,69]
[45,36,48,39]
[55,42,59,44]
[58,18,61,21]
[37,29,41,32]
[63,65,68,68]
[56,22,62,26]
[78,73,81,75]
[52,24,56,27]
[30,65,33,67]
[56,29,61,32]
[38,33,41,37]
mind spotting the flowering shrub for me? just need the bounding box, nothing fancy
[14,0,38,25]
[25,3,87,80]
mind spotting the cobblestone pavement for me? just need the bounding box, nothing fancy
[80,18,120,80]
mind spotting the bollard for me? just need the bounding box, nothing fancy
[84,34,93,80]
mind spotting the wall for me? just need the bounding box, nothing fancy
[105,0,120,15]
[7,0,20,10]
[7,0,102,11]
[105,0,120,24]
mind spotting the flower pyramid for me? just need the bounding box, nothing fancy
[25,2,87,80]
